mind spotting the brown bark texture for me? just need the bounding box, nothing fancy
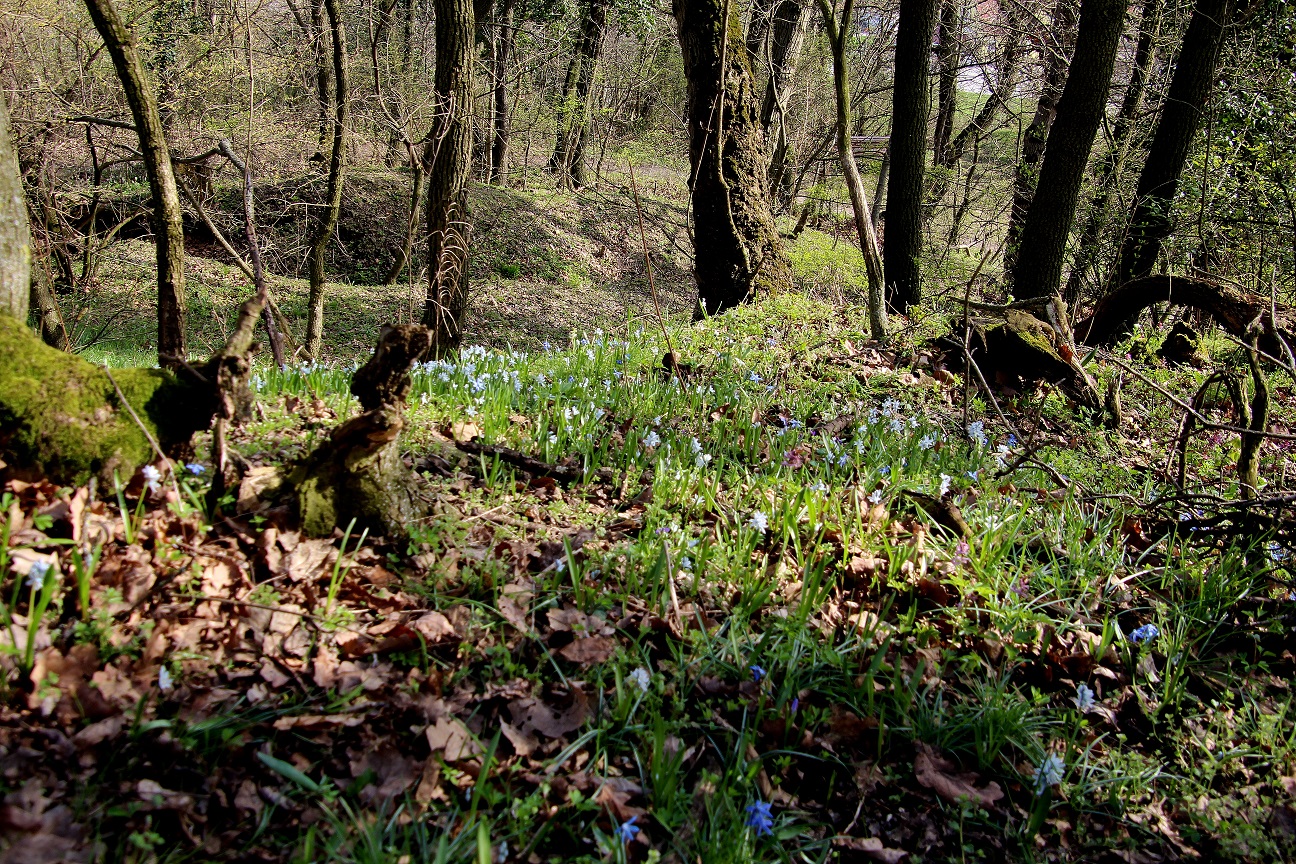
[0,91,29,321]
[1113,0,1233,287]
[305,0,350,358]
[423,0,475,353]
[83,0,188,367]
[552,0,609,188]
[490,0,517,184]
[1010,0,1126,300]
[674,0,794,315]
[884,0,937,310]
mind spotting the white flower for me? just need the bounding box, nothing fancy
[868,489,883,505]
[809,480,828,493]
[1032,754,1065,795]
[938,474,952,496]
[679,555,692,570]
[1072,683,1095,712]
[548,434,558,445]
[889,418,905,433]
[919,433,937,450]
[967,421,987,447]
[642,430,661,448]
[748,511,769,533]
[158,666,174,692]
[25,559,51,591]
[141,464,161,493]
[629,667,651,693]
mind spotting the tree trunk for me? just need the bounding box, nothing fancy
[311,0,333,156]
[490,0,516,184]
[423,0,475,353]
[1003,0,1077,276]
[1010,0,1126,299]
[385,160,427,285]
[931,0,959,167]
[1062,0,1161,305]
[674,0,794,315]
[872,148,889,229]
[84,0,188,368]
[884,0,937,310]
[552,0,609,188]
[1112,0,1233,288]
[758,0,810,203]
[819,0,886,337]
[305,0,350,358]
[0,91,29,322]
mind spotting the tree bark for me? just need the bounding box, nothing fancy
[552,0,609,188]
[1062,0,1161,305]
[931,0,960,167]
[884,0,937,310]
[819,0,886,337]
[490,0,517,184]
[1003,0,1077,276]
[311,0,333,156]
[84,0,188,367]
[674,0,794,315]
[0,91,29,322]
[758,0,810,203]
[1009,0,1125,300]
[305,0,350,358]
[1112,0,1233,288]
[422,0,475,353]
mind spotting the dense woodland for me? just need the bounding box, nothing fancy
[1,0,1296,859]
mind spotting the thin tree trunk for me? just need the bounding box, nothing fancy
[1003,0,1077,276]
[311,0,333,156]
[553,0,609,188]
[0,91,30,322]
[385,160,427,284]
[1113,0,1233,287]
[820,0,887,337]
[1010,0,1127,299]
[674,0,793,315]
[84,0,187,367]
[305,0,350,357]
[872,148,889,229]
[759,0,810,203]
[884,0,937,310]
[490,0,517,184]
[423,0,475,353]
[1062,0,1161,304]
[931,0,959,167]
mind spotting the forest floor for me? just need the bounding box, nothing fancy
[4,179,1296,864]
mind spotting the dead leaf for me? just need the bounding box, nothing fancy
[450,421,481,443]
[499,721,538,758]
[831,836,909,863]
[914,744,1003,808]
[350,747,420,805]
[424,717,482,761]
[411,612,456,643]
[508,688,590,739]
[557,636,616,665]
[136,780,194,812]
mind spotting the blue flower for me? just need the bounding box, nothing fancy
[1129,624,1159,643]
[184,462,205,476]
[745,800,774,836]
[1032,754,1065,795]
[26,559,51,591]
[617,816,640,842]
[749,665,766,682]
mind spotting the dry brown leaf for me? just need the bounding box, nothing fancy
[508,688,590,739]
[557,635,616,665]
[424,717,482,762]
[234,780,264,816]
[832,836,909,863]
[913,744,1003,808]
[350,747,420,805]
[411,612,456,643]
[450,421,482,443]
[73,715,126,749]
[499,721,539,758]
[272,714,365,731]
[136,780,194,812]
[313,644,339,689]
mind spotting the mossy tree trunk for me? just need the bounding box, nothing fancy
[551,0,609,189]
[1009,0,1126,300]
[0,91,29,322]
[305,0,350,358]
[674,0,794,315]
[83,0,188,368]
[423,0,475,354]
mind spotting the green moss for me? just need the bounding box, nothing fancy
[0,316,208,485]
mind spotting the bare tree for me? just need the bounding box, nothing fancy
[83,0,188,367]
[0,91,29,321]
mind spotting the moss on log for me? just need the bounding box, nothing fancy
[0,316,209,485]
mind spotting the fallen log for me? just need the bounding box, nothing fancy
[1076,274,1296,353]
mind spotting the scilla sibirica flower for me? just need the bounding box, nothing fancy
[1129,624,1159,643]
[1032,754,1065,795]
[617,816,640,842]
[1072,683,1095,711]
[745,801,774,836]
[748,511,769,533]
